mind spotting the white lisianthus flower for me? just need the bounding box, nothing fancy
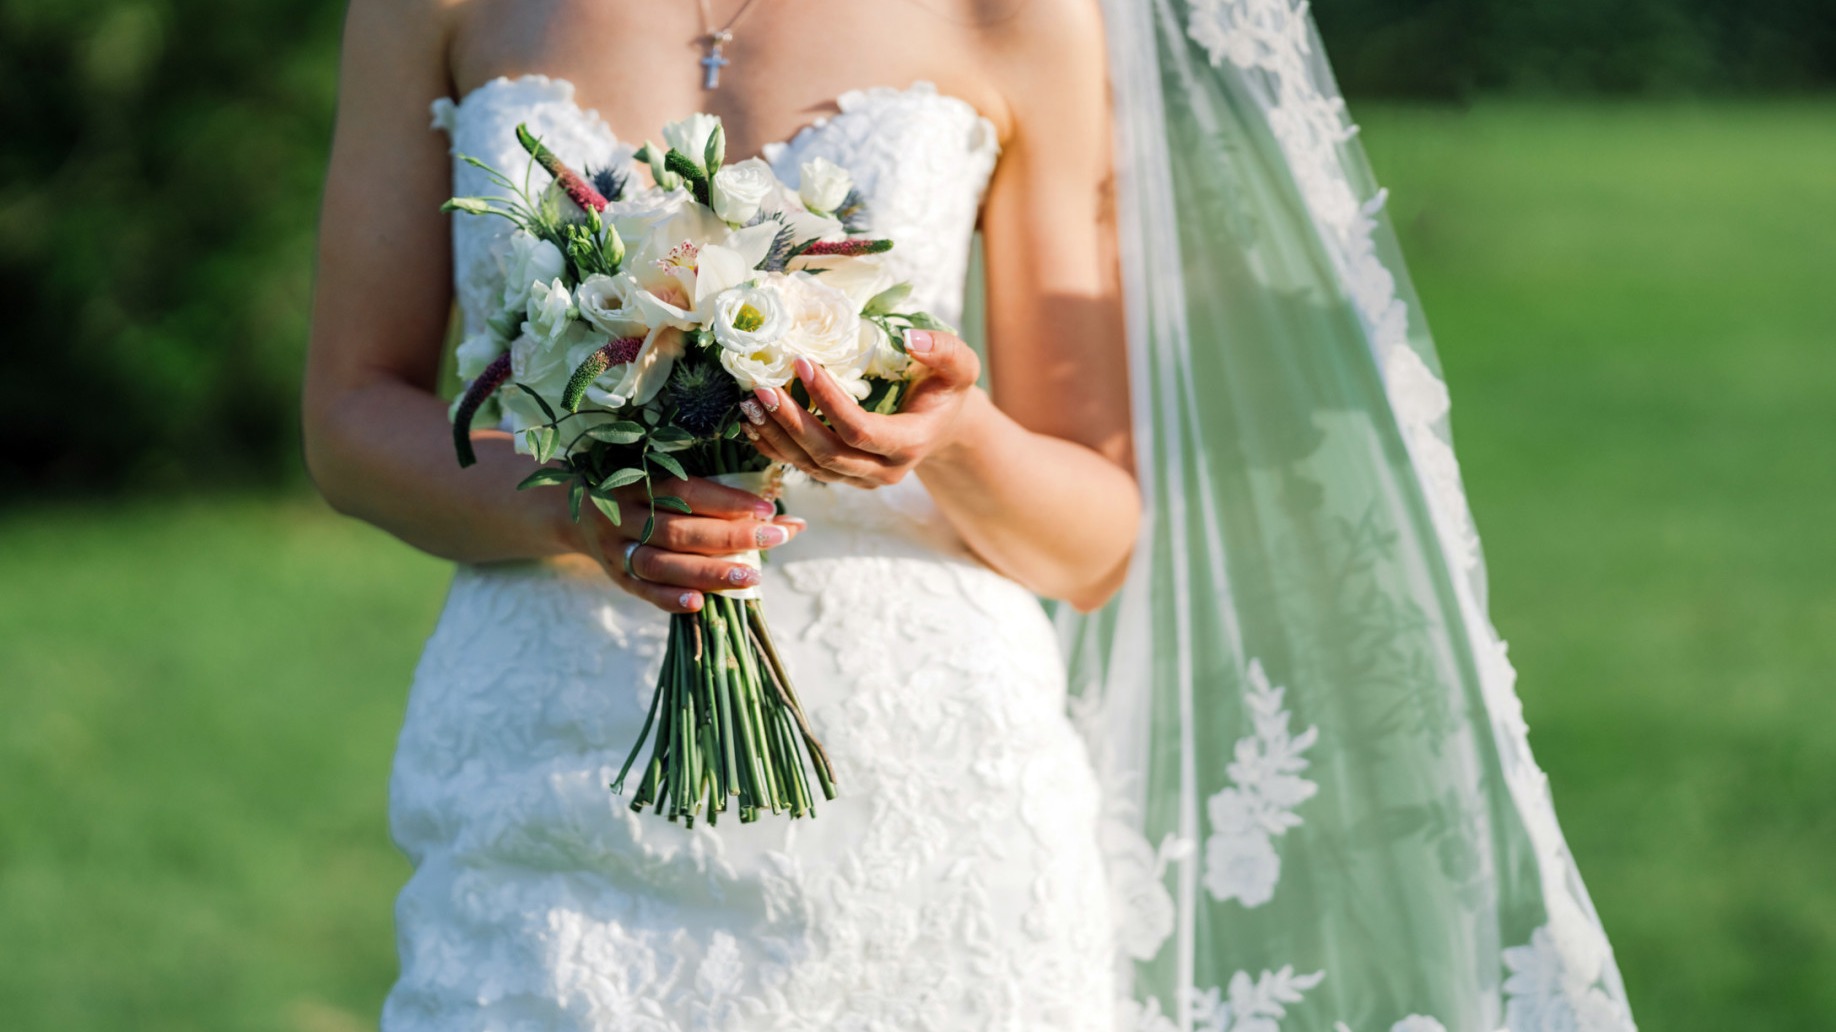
[710,158,776,225]
[498,231,565,310]
[662,113,721,168]
[778,273,868,370]
[720,341,797,392]
[710,282,790,354]
[798,156,853,213]
[455,331,506,380]
[523,277,577,346]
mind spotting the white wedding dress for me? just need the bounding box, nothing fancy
[385,77,1117,1031]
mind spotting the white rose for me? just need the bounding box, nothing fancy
[506,332,568,419]
[710,158,776,225]
[455,330,506,381]
[719,340,797,392]
[573,274,642,338]
[798,156,853,213]
[498,231,565,310]
[778,273,866,369]
[710,282,790,354]
[662,112,721,167]
[523,277,576,346]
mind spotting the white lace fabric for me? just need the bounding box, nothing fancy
[388,79,1117,1031]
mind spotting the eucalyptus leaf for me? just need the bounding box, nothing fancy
[516,468,574,491]
[599,467,648,491]
[587,421,646,445]
[653,495,693,515]
[647,451,687,481]
[590,494,622,526]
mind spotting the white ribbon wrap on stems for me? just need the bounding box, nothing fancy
[708,467,786,601]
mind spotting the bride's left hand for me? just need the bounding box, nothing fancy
[737,329,983,489]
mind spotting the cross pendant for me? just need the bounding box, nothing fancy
[700,43,730,90]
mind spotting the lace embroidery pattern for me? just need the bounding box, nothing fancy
[1201,661,1318,908]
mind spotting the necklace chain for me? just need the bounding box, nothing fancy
[693,0,765,89]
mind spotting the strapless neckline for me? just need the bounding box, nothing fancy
[437,75,999,169]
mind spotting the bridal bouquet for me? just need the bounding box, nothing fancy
[443,114,949,825]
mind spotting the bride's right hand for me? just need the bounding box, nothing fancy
[571,476,804,614]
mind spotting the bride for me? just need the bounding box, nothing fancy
[302,1,1639,1030]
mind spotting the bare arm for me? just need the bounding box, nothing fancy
[302,0,796,612]
[744,0,1137,611]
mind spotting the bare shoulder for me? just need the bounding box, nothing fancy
[962,0,1108,141]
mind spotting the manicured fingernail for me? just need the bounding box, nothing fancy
[752,499,777,519]
[727,566,760,586]
[904,329,933,354]
[743,426,759,441]
[739,399,766,425]
[756,524,789,548]
[794,357,816,382]
[680,592,702,610]
[775,516,807,531]
[753,387,780,413]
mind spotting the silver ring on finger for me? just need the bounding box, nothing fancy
[622,540,646,582]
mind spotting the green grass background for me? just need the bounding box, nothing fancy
[3,101,1833,1030]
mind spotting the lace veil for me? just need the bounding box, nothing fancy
[1058,3,1640,1029]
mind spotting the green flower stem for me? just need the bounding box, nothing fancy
[611,618,673,795]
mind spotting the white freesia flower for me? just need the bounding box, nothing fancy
[798,156,853,213]
[710,282,790,354]
[523,277,576,346]
[454,331,506,380]
[799,253,895,311]
[711,158,776,224]
[662,113,721,167]
[779,273,867,370]
[498,231,565,310]
[603,328,689,407]
[858,320,910,381]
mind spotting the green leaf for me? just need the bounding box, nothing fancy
[653,495,693,515]
[516,467,574,490]
[640,513,656,544]
[531,426,559,464]
[598,467,648,491]
[586,421,646,445]
[642,407,662,426]
[901,311,956,334]
[568,479,585,522]
[871,381,904,415]
[648,426,694,444]
[863,282,913,317]
[647,451,687,481]
[510,382,558,424]
[704,123,726,176]
[589,494,622,526]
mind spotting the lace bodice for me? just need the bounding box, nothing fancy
[432,76,999,345]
